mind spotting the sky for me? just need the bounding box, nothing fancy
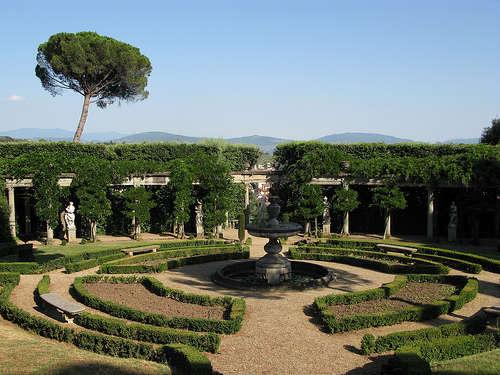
[0,0,499,142]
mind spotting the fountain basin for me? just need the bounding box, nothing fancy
[212,260,335,290]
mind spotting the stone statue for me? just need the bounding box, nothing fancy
[322,196,331,236]
[448,201,457,242]
[64,202,76,229]
[256,195,268,226]
[62,202,77,242]
[195,200,204,238]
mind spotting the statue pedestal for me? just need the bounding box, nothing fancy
[448,224,457,242]
[67,228,77,243]
[196,224,204,239]
[322,223,330,237]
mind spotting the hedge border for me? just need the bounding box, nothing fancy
[361,313,488,354]
[72,275,245,334]
[322,238,500,273]
[314,274,478,333]
[100,245,249,274]
[289,247,449,275]
[385,334,498,375]
[0,272,212,375]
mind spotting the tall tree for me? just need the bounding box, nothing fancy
[332,186,359,236]
[122,187,156,239]
[480,118,500,145]
[371,186,406,239]
[35,31,152,142]
[169,159,195,238]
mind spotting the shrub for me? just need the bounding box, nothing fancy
[74,312,221,353]
[362,314,487,354]
[65,253,126,273]
[390,334,497,375]
[413,253,482,274]
[0,262,39,274]
[416,246,500,273]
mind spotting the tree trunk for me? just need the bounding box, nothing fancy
[90,220,97,242]
[383,210,391,239]
[46,221,53,244]
[304,221,311,236]
[314,217,318,238]
[341,211,350,236]
[73,94,91,143]
[177,223,185,239]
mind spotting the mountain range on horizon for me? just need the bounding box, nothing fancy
[0,128,479,153]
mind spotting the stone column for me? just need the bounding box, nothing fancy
[341,181,350,236]
[23,194,31,235]
[7,186,16,238]
[426,188,434,240]
[244,183,250,208]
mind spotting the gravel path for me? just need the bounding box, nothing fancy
[8,234,500,375]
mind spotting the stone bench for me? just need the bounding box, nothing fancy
[376,244,417,256]
[40,292,86,323]
[482,306,500,328]
[121,245,159,257]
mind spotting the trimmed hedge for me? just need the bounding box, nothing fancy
[314,274,478,333]
[289,247,449,275]
[413,253,482,274]
[100,245,249,274]
[72,275,246,334]
[387,334,498,375]
[159,239,228,249]
[361,313,488,354]
[319,238,500,274]
[74,312,221,353]
[65,253,127,273]
[0,262,39,273]
[0,273,212,374]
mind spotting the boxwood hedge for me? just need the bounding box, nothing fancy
[314,275,478,333]
[361,313,488,354]
[0,272,212,374]
[72,275,245,334]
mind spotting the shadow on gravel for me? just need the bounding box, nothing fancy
[48,362,172,375]
[344,354,392,375]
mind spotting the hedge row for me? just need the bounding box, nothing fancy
[321,238,499,274]
[412,253,482,274]
[0,142,260,171]
[65,253,127,273]
[36,275,50,295]
[289,248,449,275]
[0,262,39,273]
[386,334,498,375]
[72,275,245,334]
[0,273,212,374]
[314,275,478,333]
[74,312,221,353]
[159,239,228,249]
[361,313,488,354]
[100,246,249,274]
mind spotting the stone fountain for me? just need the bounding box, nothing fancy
[213,196,334,289]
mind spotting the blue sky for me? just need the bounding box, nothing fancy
[1,1,499,141]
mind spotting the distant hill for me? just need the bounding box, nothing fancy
[442,138,479,144]
[0,128,127,142]
[0,136,20,142]
[3,128,481,152]
[317,132,412,144]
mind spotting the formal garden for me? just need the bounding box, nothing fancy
[0,141,499,374]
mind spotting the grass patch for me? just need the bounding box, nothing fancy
[431,348,500,375]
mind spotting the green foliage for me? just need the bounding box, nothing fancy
[75,312,221,353]
[169,159,195,233]
[65,253,126,273]
[99,245,249,274]
[36,275,51,295]
[331,188,359,213]
[361,314,487,354]
[0,262,40,273]
[371,186,407,211]
[36,31,151,105]
[72,275,246,334]
[391,334,497,375]
[238,212,246,242]
[481,118,500,145]
[0,273,213,374]
[312,275,476,333]
[413,253,482,274]
[122,187,156,235]
[193,152,232,233]
[290,246,449,274]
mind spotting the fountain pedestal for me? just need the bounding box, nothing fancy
[255,238,291,285]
